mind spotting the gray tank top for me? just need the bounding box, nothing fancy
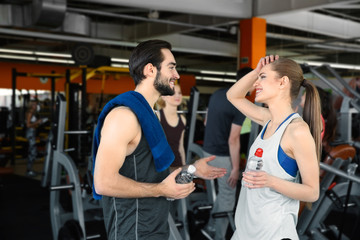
[232,113,301,240]
[101,132,170,240]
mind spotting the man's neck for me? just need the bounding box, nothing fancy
[134,84,160,110]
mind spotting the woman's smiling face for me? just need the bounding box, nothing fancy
[254,64,281,103]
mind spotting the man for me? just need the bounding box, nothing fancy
[201,68,252,240]
[93,39,226,240]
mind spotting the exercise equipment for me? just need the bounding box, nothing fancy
[297,143,360,240]
[184,87,239,239]
[10,69,64,165]
[185,87,216,205]
[47,94,192,240]
[164,86,221,239]
[298,162,360,240]
[184,86,205,164]
[306,64,360,146]
[47,94,106,240]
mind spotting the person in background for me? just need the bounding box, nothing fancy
[92,39,227,240]
[156,83,186,171]
[156,83,187,221]
[227,55,321,240]
[25,100,44,177]
[201,67,252,240]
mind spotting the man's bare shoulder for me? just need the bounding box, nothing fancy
[100,106,142,155]
[106,106,137,120]
[102,106,140,133]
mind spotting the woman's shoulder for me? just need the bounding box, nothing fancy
[282,118,313,156]
[287,118,311,139]
[180,114,186,125]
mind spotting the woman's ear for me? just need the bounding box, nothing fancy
[280,76,289,89]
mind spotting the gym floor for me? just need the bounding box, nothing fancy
[0,158,52,240]
[0,158,212,240]
[2,157,359,239]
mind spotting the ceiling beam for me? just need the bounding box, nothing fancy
[141,33,238,57]
[123,15,236,40]
[254,0,359,16]
[75,0,252,18]
[264,11,360,39]
[0,27,237,58]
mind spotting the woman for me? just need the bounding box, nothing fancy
[156,84,186,220]
[156,84,186,171]
[25,100,43,177]
[227,55,322,240]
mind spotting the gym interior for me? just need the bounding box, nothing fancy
[0,1,360,239]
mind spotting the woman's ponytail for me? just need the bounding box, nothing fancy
[302,80,322,163]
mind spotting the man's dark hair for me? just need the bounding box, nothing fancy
[236,67,253,81]
[129,40,172,86]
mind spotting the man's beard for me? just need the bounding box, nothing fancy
[154,71,174,96]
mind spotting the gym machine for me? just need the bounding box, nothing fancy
[168,86,208,240]
[185,87,216,205]
[46,93,192,240]
[306,64,360,146]
[298,159,360,240]
[184,87,238,238]
[164,87,220,239]
[296,64,360,240]
[47,94,106,240]
[10,69,62,165]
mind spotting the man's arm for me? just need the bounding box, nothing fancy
[94,107,195,199]
[227,123,242,188]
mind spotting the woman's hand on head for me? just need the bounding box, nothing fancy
[255,55,279,73]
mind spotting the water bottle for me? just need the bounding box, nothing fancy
[175,165,196,184]
[242,148,263,187]
[167,165,196,201]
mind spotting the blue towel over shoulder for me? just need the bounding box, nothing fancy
[92,91,174,199]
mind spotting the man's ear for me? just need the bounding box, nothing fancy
[280,76,289,89]
[144,63,156,77]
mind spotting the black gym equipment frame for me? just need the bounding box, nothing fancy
[10,69,63,165]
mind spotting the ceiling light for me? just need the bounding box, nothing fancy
[200,70,236,76]
[37,58,75,64]
[0,54,36,61]
[296,60,360,70]
[35,52,72,58]
[308,44,360,53]
[195,76,236,82]
[0,48,34,55]
[111,58,129,63]
[111,63,129,68]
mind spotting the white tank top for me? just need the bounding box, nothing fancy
[232,113,301,240]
